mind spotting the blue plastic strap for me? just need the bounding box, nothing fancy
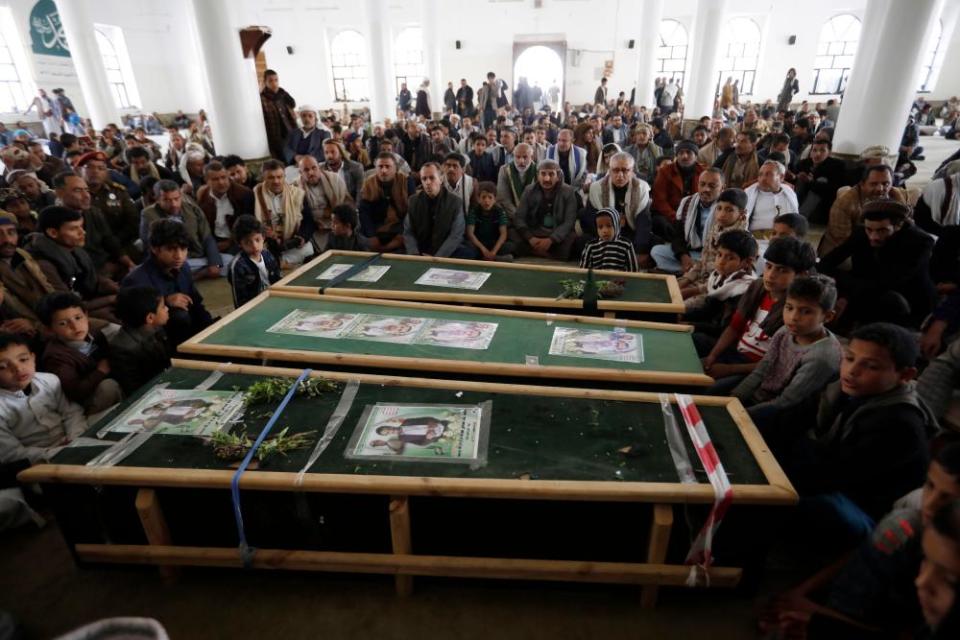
[231,368,312,566]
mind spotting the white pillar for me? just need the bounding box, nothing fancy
[54,0,121,128]
[420,0,443,115]
[365,0,394,123]
[833,0,945,157]
[634,0,664,109]
[683,0,728,123]
[830,0,887,137]
[189,0,269,158]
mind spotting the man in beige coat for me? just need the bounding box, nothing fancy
[818,164,907,257]
[298,155,351,252]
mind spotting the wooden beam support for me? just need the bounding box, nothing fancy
[74,543,742,588]
[389,496,413,596]
[134,488,179,583]
[640,503,673,608]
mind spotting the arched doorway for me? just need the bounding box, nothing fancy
[513,44,564,112]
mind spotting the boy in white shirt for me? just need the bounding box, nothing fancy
[0,333,87,464]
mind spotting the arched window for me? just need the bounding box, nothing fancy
[919,19,943,92]
[656,19,688,88]
[0,16,28,113]
[394,27,424,95]
[715,17,762,96]
[810,14,861,95]
[95,25,140,109]
[330,30,370,102]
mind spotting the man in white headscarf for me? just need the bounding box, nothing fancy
[283,104,329,166]
[584,152,651,253]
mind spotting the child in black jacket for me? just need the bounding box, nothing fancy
[109,286,172,396]
[328,204,369,251]
[785,322,939,547]
[227,215,282,308]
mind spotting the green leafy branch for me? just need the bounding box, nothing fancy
[558,279,626,300]
[209,427,316,462]
[240,377,342,407]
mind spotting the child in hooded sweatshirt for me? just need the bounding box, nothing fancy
[579,207,639,272]
[678,188,750,295]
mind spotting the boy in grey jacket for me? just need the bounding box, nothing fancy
[733,275,842,431]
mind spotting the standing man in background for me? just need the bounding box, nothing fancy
[397,82,413,115]
[456,79,474,117]
[477,72,501,130]
[444,82,456,114]
[416,79,433,119]
[25,89,62,138]
[594,78,608,106]
[260,69,297,161]
[659,78,678,115]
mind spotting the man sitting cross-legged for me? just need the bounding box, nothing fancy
[252,159,315,267]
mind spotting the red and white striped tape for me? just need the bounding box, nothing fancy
[674,393,734,587]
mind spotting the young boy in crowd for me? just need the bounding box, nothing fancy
[109,286,171,396]
[760,442,960,638]
[121,219,213,347]
[465,182,513,261]
[0,333,87,464]
[785,322,939,542]
[732,275,842,436]
[700,236,817,393]
[329,204,369,252]
[754,212,814,279]
[771,212,809,240]
[683,229,757,317]
[227,215,282,308]
[579,208,639,272]
[678,188,750,295]
[467,134,498,182]
[37,292,122,416]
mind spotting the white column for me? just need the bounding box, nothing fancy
[420,0,443,115]
[683,0,728,123]
[189,0,269,158]
[365,0,394,123]
[833,0,945,157]
[634,0,664,109]
[829,0,887,139]
[55,0,121,128]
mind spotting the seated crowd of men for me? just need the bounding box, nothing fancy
[0,67,959,637]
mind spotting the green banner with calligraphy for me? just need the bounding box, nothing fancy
[30,0,70,58]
